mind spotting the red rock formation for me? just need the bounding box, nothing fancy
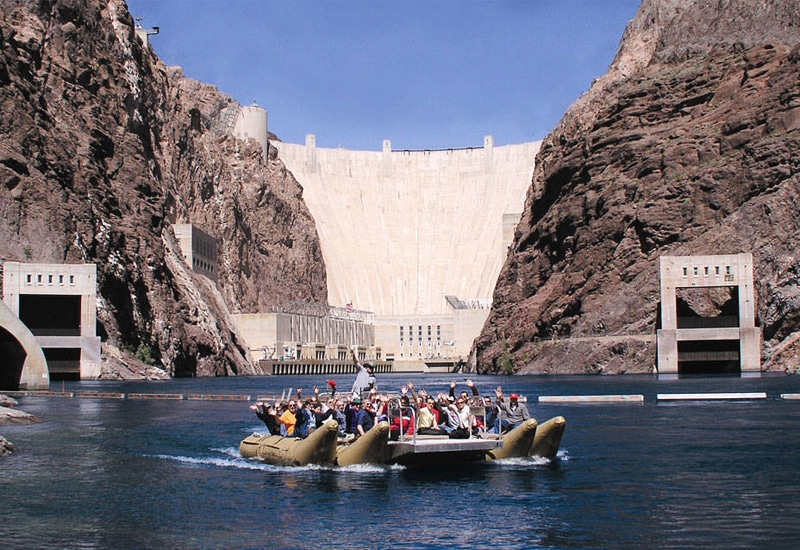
[0,0,326,377]
[476,0,800,374]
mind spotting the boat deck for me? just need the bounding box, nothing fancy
[386,435,503,467]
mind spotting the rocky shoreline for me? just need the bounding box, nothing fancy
[0,394,41,457]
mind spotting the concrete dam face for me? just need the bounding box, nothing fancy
[274,136,540,363]
[276,137,540,317]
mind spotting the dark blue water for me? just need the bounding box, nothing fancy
[3,373,800,549]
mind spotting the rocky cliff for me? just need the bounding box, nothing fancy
[0,0,326,377]
[476,0,800,374]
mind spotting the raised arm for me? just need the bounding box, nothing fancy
[494,387,508,412]
[406,381,422,418]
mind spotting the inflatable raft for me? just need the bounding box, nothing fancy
[529,415,566,460]
[336,421,390,466]
[240,416,566,467]
[239,419,339,466]
[485,418,539,460]
[485,416,566,461]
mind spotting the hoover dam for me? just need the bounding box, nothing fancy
[273,135,540,364]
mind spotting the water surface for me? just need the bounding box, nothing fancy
[3,373,800,548]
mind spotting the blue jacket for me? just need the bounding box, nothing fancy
[354,408,374,434]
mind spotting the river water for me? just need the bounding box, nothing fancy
[3,373,800,549]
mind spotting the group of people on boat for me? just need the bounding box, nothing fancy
[249,348,532,441]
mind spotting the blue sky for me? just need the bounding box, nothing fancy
[125,0,641,151]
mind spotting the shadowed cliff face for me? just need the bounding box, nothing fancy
[0,0,326,377]
[164,74,327,316]
[476,0,800,374]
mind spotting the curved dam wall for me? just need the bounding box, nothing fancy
[275,136,540,320]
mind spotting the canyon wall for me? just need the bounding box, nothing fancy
[476,0,800,374]
[0,0,326,377]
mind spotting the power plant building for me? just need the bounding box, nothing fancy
[172,224,218,281]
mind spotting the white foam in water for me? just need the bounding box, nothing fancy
[489,450,568,469]
[216,444,402,472]
[155,444,558,473]
[152,447,403,473]
[491,456,547,468]
[216,446,248,459]
[152,452,273,471]
[336,463,404,473]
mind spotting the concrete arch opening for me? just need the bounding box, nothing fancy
[0,327,27,390]
[0,299,49,390]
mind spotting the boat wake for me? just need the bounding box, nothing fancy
[490,447,570,469]
[149,446,404,473]
[150,451,274,471]
[337,462,405,473]
[148,444,566,472]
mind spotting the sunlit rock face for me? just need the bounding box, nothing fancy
[476,0,800,374]
[0,0,326,377]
